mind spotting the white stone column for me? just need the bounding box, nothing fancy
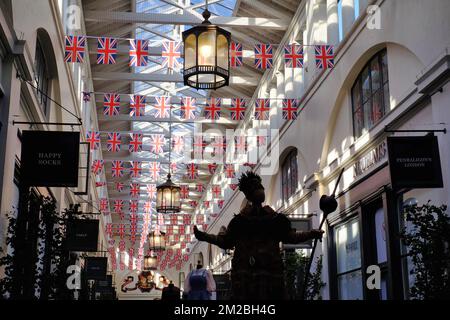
[327,0,339,47]
[341,0,355,37]
[359,0,370,15]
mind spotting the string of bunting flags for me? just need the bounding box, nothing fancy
[64,35,335,70]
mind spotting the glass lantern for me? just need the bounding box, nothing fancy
[182,9,231,90]
[143,255,157,271]
[156,173,181,213]
[148,230,166,251]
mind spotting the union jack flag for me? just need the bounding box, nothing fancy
[91,159,104,175]
[114,200,124,213]
[211,185,221,198]
[172,135,184,154]
[86,131,101,150]
[254,98,270,120]
[254,44,273,69]
[130,183,140,197]
[230,42,243,67]
[230,98,246,120]
[97,37,118,65]
[130,161,142,178]
[96,181,106,188]
[180,185,189,199]
[217,199,225,209]
[189,200,198,208]
[103,93,120,116]
[116,182,124,192]
[193,135,206,157]
[129,39,149,67]
[149,162,160,181]
[208,163,217,174]
[146,184,156,199]
[314,45,334,69]
[153,96,170,118]
[183,215,191,225]
[204,98,221,120]
[130,95,146,117]
[144,201,152,213]
[100,198,109,212]
[284,44,304,68]
[196,184,204,193]
[161,41,182,69]
[64,35,86,63]
[105,223,113,237]
[213,136,226,155]
[196,214,205,224]
[181,97,196,120]
[118,224,126,239]
[203,201,210,209]
[225,164,235,178]
[129,133,143,152]
[235,136,247,154]
[170,162,178,174]
[229,183,238,191]
[257,136,267,146]
[186,163,198,180]
[111,160,124,178]
[282,99,299,120]
[107,132,121,152]
[150,134,165,155]
[129,200,138,213]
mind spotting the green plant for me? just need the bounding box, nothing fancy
[400,202,450,300]
[284,251,325,300]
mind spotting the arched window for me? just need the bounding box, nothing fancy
[351,49,389,137]
[34,36,51,116]
[281,149,298,202]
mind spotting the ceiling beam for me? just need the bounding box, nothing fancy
[97,115,239,125]
[84,11,288,30]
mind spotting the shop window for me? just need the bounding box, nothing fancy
[351,49,389,138]
[34,38,51,117]
[335,217,363,299]
[281,149,298,202]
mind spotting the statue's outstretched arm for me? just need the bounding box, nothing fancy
[283,229,324,244]
[193,224,235,249]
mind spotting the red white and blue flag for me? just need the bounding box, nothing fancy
[208,163,217,174]
[114,200,124,213]
[230,98,246,120]
[196,184,204,193]
[111,160,125,178]
[314,45,334,69]
[212,185,221,198]
[180,185,189,199]
[153,96,170,118]
[129,200,138,213]
[64,35,86,63]
[129,39,149,67]
[103,93,120,116]
[284,44,304,68]
[130,161,142,178]
[144,201,152,213]
[91,159,104,175]
[204,98,221,120]
[130,183,140,197]
[161,41,182,69]
[254,44,273,69]
[282,99,299,120]
[172,135,184,154]
[225,164,235,178]
[149,162,161,181]
[186,163,198,180]
[130,95,146,117]
[235,136,247,154]
[181,97,196,120]
[116,182,124,192]
[107,132,121,152]
[97,37,118,65]
[230,42,243,67]
[193,135,206,157]
[146,184,156,199]
[100,198,109,212]
[213,136,226,155]
[86,131,101,150]
[150,134,165,155]
[254,98,270,120]
[129,133,143,152]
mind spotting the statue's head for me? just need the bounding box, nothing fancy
[238,171,265,205]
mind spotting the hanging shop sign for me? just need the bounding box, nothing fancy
[84,257,108,280]
[66,219,99,252]
[353,140,387,179]
[20,130,80,187]
[387,135,443,189]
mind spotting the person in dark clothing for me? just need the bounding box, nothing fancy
[161,281,181,301]
[193,171,324,300]
[183,261,216,300]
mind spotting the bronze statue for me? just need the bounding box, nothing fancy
[194,171,324,300]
